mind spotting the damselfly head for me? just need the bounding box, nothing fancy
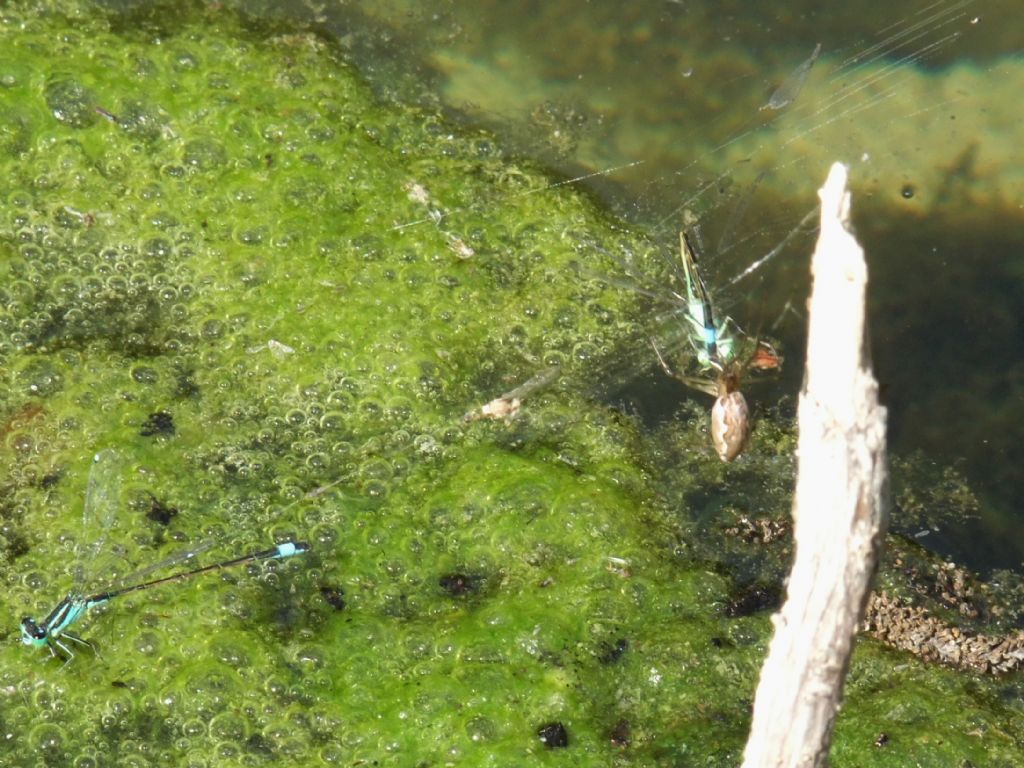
[20,617,44,644]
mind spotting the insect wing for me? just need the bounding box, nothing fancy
[762,42,822,111]
[74,449,125,590]
[679,231,723,363]
[679,232,711,322]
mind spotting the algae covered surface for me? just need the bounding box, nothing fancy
[1,2,1024,766]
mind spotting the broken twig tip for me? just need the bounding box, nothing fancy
[818,162,851,226]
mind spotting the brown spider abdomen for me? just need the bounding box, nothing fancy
[711,389,750,462]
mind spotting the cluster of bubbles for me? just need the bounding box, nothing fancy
[0,5,714,767]
[0,204,192,361]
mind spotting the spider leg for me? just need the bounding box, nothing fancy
[651,340,719,396]
[651,339,677,378]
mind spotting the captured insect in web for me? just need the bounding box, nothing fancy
[650,230,783,462]
[20,449,310,665]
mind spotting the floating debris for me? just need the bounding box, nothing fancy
[464,366,560,423]
[865,592,1024,675]
[247,339,295,357]
[445,232,475,259]
[402,179,431,206]
[761,42,822,111]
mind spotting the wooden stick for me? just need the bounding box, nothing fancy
[740,163,888,768]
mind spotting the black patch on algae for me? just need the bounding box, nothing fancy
[145,494,178,526]
[175,370,201,399]
[320,585,346,611]
[439,572,479,597]
[245,733,274,757]
[598,637,628,664]
[609,718,631,748]
[724,582,781,618]
[537,721,569,749]
[140,410,175,437]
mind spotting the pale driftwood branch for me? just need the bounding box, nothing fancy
[741,163,888,768]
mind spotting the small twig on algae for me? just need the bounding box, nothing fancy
[463,366,561,423]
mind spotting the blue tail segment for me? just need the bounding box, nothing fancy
[272,541,309,559]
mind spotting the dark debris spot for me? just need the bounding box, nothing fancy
[598,637,628,664]
[320,585,346,611]
[537,721,569,749]
[725,582,781,618]
[609,718,631,748]
[140,410,175,437]
[439,572,479,597]
[245,733,274,757]
[175,371,200,399]
[145,495,178,526]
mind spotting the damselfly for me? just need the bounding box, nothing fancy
[20,450,310,664]
[652,231,782,461]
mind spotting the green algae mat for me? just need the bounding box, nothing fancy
[1,3,1024,766]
